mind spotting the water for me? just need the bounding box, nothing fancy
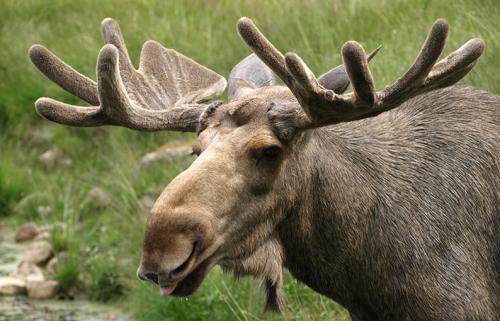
[0,296,130,321]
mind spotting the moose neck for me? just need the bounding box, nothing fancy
[276,125,378,305]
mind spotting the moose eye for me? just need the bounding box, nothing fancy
[260,146,282,160]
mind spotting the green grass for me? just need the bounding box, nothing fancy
[0,0,498,320]
[52,253,81,294]
[87,256,124,302]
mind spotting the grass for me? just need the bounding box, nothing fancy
[0,0,498,320]
[87,256,124,302]
[52,253,81,294]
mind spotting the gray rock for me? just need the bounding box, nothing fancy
[46,257,59,274]
[26,280,59,299]
[22,242,53,265]
[138,143,193,168]
[30,125,54,143]
[11,261,45,282]
[34,231,50,241]
[46,251,68,273]
[14,223,39,242]
[39,148,72,169]
[83,187,112,208]
[0,277,26,295]
[140,194,156,210]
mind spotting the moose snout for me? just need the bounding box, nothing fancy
[138,238,197,280]
[137,259,192,286]
[138,207,212,289]
[137,270,159,284]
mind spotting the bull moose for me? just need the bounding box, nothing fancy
[28,17,499,321]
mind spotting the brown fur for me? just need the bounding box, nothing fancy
[139,84,499,321]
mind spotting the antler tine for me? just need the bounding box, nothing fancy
[424,38,485,90]
[101,18,134,71]
[341,41,376,105]
[380,19,448,106]
[102,18,129,58]
[284,53,320,94]
[318,45,381,94]
[96,44,133,121]
[237,18,293,86]
[34,98,108,126]
[29,45,99,105]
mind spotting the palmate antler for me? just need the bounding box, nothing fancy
[237,18,485,137]
[29,18,226,132]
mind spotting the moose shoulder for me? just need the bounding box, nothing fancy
[29,17,499,321]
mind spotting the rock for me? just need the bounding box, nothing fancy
[11,261,45,282]
[30,125,54,143]
[15,223,40,242]
[26,280,59,299]
[34,230,50,241]
[22,242,53,265]
[0,277,26,295]
[39,148,72,169]
[46,257,58,273]
[83,187,112,208]
[140,194,156,210]
[138,143,193,168]
[47,251,68,273]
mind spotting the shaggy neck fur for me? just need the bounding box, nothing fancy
[275,85,499,321]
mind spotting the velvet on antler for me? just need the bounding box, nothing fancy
[29,18,227,132]
[237,18,485,138]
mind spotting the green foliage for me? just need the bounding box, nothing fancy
[53,254,81,293]
[88,256,124,302]
[0,0,498,320]
[0,154,31,217]
[0,177,24,218]
[49,229,72,253]
[130,267,349,321]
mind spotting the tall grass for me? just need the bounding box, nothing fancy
[0,0,498,320]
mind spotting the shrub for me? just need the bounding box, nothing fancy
[49,229,71,253]
[53,254,80,293]
[88,257,124,302]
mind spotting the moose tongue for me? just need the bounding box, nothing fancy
[159,283,177,296]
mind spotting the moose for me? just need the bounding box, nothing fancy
[29,17,499,321]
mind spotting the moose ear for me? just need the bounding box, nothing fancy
[317,64,350,94]
[318,46,381,94]
[228,53,276,101]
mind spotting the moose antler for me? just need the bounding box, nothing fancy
[29,18,226,132]
[237,18,484,133]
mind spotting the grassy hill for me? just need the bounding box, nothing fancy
[0,0,498,320]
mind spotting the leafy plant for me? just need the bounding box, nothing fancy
[88,256,124,302]
[52,254,80,293]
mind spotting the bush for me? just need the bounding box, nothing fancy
[53,254,80,293]
[49,229,71,253]
[88,257,124,302]
[0,167,28,218]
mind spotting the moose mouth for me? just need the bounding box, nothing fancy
[162,256,214,296]
[156,243,218,297]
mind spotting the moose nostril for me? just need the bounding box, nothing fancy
[144,272,159,284]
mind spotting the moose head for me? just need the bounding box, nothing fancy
[29,17,484,311]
